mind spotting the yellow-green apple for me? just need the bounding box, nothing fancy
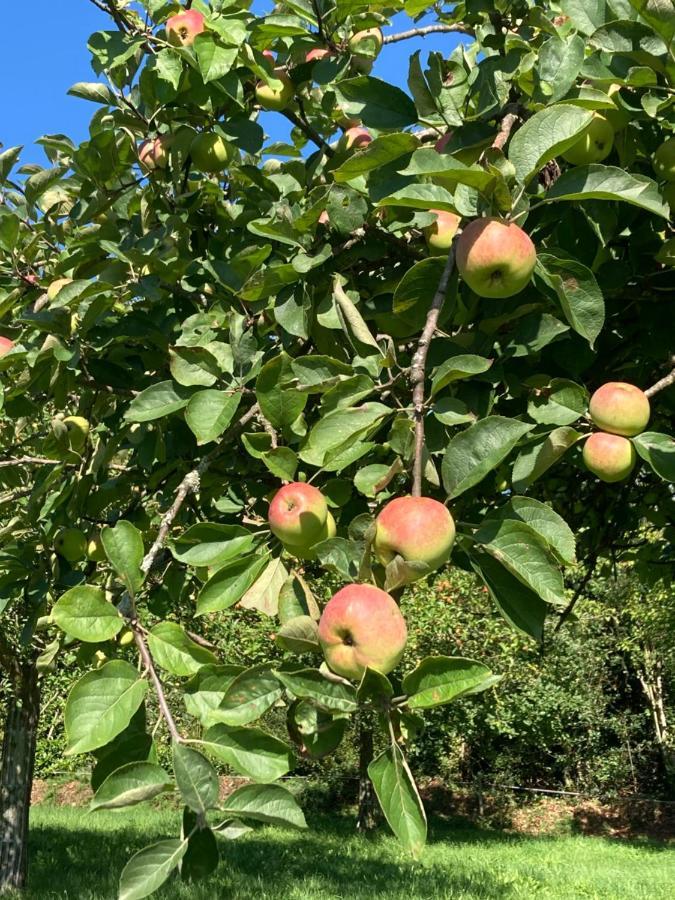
[118,628,135,647]
[256,68,294,111]
[348,27,383,74]
[47,278,72,301]
[284,511,336,560]
[664,183,675,216]
[63,416,90,451]
[562,114,614,165]
[318,583,407,680]
[374,496,455,574]
[54,527,87,562]
[456,217,536,298]
[268,482,328,546]
[588,382,650,436]
[138,136,170,171]
[424,210,461,254]
[339,126,372,151]
[583,432,636,483]
[653,136,675,182]
[166,9,205,47]
[0,337,14,356]
[190,133,232,173]
[86,532,106,563]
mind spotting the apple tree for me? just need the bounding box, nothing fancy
[1,0,674,894]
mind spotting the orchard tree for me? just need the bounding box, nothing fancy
[1,0,675,894]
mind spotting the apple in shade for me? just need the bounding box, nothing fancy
[348,27,383,74]
[339,127,372,151]
[54,528,87,562]
[0,337,14,357]
[562,114,614,165]
[374,496,455,575]
[190,133,232,173]
[653,136,675,182]
[86,532,107,563]
[456,217,536,299]
[588,382,650,437]
[268,482,328,547]
[306,47,332,63]
[138,136,170,171]
[318,584,408,680]
[256,68,294,111]
[583,432,637,483]
[284,511,336,560]
[424,210,461,255]
[435,132,452,153]
[47,278,73,301]
[63,416,90,452]
[166,9,205,47]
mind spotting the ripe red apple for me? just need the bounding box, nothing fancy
[456,217,536,298]
[268,482,328,547]
[374,496,455,574]
[306,47,332,63]
[256,68,294,111]
[318,584,407,680]
[653,136,675,182]
[348,27,383,74]
[138,136,170,171]
[583,432,636,483]
[339,126,372,152]
[283,511,336,560]
[190,133,232,173]
[0,337,14,357]
[562,114,614,165]
[588,382,650,437]
[424,210,461,254]
[166,9,205,47]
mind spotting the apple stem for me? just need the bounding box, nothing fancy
[410,247,456,496]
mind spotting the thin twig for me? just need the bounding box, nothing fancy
[383,24,473,44]
[0,456,63,469]
[645,361,675,398]
[132,628,182,743]
[410,246,456,496]
[554,552,598,634]
[282,110,335,158]
[491,111,519,151]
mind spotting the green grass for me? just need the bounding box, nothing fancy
[24,805,673,900]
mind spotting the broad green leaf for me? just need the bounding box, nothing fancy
[278,574,320,623]
[194,33,238,82]
[147,623,217,677]
[494,496,577,566]
[431,355,493,396]
[183,665,244,725]
[274,668,358,713]
[68,81,117,105]
[196,555,269,615]
[215,665,283,726]
[403,657,495,709]
[185,390,241,445]
[262,447,298,481]
[302,403,391,465]
[632,432,675,481]
[629,0,675,44]
[172,744,219,814]
[52,585,123,643]
[508,104,593,183]
[333,133,419,183]
[90,762,173,811]
[200,724,294,782]
[333,281,382,356]
[256,353,306,429]
[527,378,588,426]
[65,661,148,755]
[398,150,495,190]
[537,254,604,347]
[287,699,347,759]
[536,34,586,102]
[471,553,548,642]
[545,165,669,217]
[118,839,187,900]
[171,523,255,567]
[512,427,584,491]
[357,667,394,703]
[101,520,144,594]
[220,783,307,828]
[377,183,458,212]
[169,346,220,387]
[334,77,418,129]
[368,743,427,857]
[124,381,192,423]
[238,557,287,616]
[442,417,534,498]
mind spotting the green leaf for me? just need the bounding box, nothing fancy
[377,183,457,212]
[333,134,419,183]
[256,354,306,430]
[238,557,288,616]
[629,0,675,44]
[442,417,534,498]
[535,34,586,103]
[512,427,584,491]
[262,447,298,481]
[357,667,394,703]
[68,81,117,105]
[333,280,382,356]
[219,783,307,828]
[101,520,144,595]
[471,553,548,642]
[171,523,255,568]
[545,165,669,218]
[274,668,358,713]
[65,661,148,755]
[287,699,347,759]
[527,378,589,426]
[200,724,294,782]
[275,615,321,654]
[537,254,604,347]
[431,355,493,396]
[632,432,675,481]
[494,497,577,566]
[398,150,495,190]
[475,519,565,606]
[124,381,192,423]
[180,810,219,883]
[147,623,217,677]
[368,743,427,857]
[403,657,495,709]
[185,390,241,445]
[508,104,593,184]
[334,77,418,130]
[90,762,173,811]
[118,839,187,900]
[215,665,284,726]
[196,555,269,615]
[302,403,391,466]
[52,585,123,643]
[169,346,220,388]
[183,665,244,725]
[194,33,238,83]
[173,744,219,814]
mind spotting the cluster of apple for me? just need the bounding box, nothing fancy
[582,382,651,483]
[268,483,455,680]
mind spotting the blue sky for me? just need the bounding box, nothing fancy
[0,2,467,166]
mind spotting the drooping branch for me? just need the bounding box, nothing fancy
[383,24,473,44]
[645,360,675,398]
[410,246,456,496]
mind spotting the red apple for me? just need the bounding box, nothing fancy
[456,217,536,299]
[0,337,14,357]
[583,432,637,482]
[318,584,407,680]
[374,496,455,575]
[306,48,332,63]
[268,482,328,547]
[138,136,170,172]
[424,209,461,254]
[588,382,650,437]
[166,9,205,47]
[339,126,372,151]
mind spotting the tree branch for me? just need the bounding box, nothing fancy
[383,24,472,44]
[132,628,182,743]
[282,110,335,158]
[645,360,675,398]
[491,110,519,151]
[410,245,456,496]
[0,456,63,469]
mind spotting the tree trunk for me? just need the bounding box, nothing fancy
[0,662,40,892]
[356,710,376,832]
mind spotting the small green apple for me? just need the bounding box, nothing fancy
[190,133,232,173]
[562,114,614,165]
[256,68,294,111]
[63,416,90,451]
[54,528,87,562]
